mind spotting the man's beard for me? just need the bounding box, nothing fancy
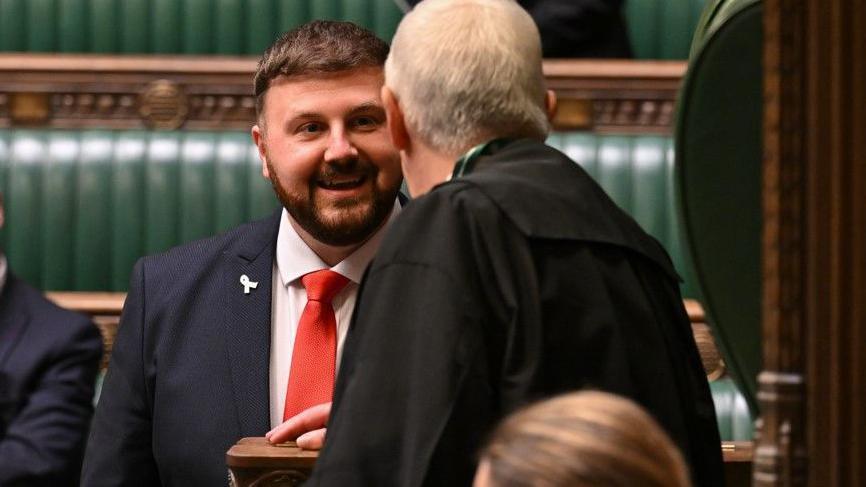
[267,160,399,247]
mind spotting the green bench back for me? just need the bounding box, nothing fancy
[0,129,698,297]
[0,0,707,59]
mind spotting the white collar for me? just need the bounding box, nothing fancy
[275,199,401,287]
[0,253,7,297]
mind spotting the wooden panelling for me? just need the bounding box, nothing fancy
[0,55,685,133]
[758,0,866,485]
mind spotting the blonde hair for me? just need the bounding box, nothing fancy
[386,0,550,156]
[479,391,692,487]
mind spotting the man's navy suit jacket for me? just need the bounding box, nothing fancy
[82,210,282,486]
[0,273,102,486]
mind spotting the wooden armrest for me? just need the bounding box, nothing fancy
[226,437,317,487]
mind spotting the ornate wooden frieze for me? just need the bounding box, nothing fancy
[756,0,808,484]
[0,54,256,130]
[544,59,684,133]
[0,54,685,133]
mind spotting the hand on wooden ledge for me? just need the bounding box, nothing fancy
[265,402,331,450]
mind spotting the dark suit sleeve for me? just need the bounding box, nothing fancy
[81,260,160,486]
[0,311,102,486]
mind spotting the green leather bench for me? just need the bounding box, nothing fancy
[0,0,708,59]
[0,130,276,291]
[0,129,697,295]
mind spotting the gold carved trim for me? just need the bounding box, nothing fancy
[139,80,189,130]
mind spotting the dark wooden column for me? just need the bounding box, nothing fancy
[757,0,866,485]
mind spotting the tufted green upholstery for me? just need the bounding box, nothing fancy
[0,129,699,296]
[0,0,707,59]
[0,130,276,291]
[709,377,753,441]
[674,0,762,415]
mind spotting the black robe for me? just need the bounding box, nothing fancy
[308,139,724,486]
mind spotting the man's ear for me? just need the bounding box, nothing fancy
[382,86,410,152]
[251,124,270,179]
[545,89,558,123]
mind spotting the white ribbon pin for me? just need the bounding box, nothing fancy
[240,274,258,295]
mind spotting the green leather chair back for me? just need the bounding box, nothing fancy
[674,0,762,414]
[0,0,707,60]
[0,130,276,291]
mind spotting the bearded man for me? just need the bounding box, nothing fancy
[81,21,403,486]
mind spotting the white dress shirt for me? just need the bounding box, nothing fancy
[269,201,401,428]
[0,253,7,296]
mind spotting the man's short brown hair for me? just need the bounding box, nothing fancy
[254,20,390,118]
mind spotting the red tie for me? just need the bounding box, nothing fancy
[283,270,350,421]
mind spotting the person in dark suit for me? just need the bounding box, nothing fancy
[0,192,103,486]
[402,0,633,58]
[80,21,403,486]
[273,1,722,486]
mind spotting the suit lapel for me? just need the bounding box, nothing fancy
[223,210,281,436]
[0,276,28,370]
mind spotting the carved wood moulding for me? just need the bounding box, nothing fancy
[758,0,866,485]
[0,54,685,133]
